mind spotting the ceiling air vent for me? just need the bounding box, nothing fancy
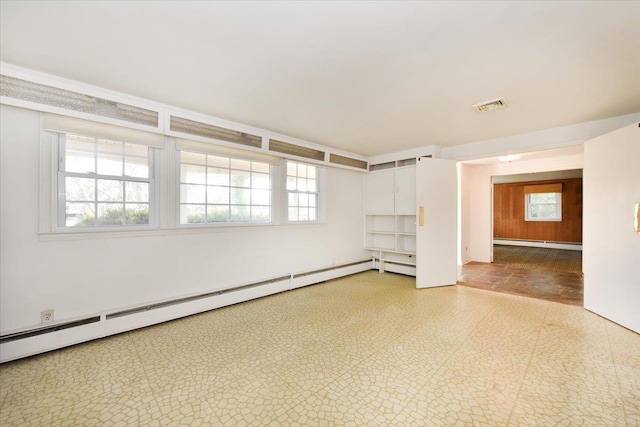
[329,153,368,170]
[0,74,159,127]
[268,139,325,161]
[472,97,508,113]
[170,116,262,148]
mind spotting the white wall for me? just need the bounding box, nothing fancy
[583,123,640,333]
[460,151,585,263]
[0,105,368,333]
[451,114,640,264]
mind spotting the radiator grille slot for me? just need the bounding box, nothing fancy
[170,116,262,148]
[0,316,100,344]
[268,139,325,161]
[0,75,159,127]
[329,153,368,170]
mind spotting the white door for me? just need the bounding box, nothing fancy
[583,123,640,333]
[416,157,458,288]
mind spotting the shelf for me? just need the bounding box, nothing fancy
[367,230,395,235]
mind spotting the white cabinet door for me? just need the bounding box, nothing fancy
[365,169,395,213]
[416,157,457,288]
[395,167,416,213]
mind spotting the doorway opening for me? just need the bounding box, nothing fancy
[457,147,584,305]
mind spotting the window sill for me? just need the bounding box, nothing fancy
[39,221,327,242]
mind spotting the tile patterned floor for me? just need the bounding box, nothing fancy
[1,271,638,426]
[459,262,584,306]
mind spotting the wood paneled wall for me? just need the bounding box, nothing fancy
[493,178,582,243]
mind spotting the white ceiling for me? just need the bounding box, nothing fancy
[1,1,639,156]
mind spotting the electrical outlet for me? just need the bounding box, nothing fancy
[41,310,54,324]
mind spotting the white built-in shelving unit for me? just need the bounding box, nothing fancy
[365,159,417,275]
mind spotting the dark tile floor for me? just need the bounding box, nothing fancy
[458,255,584,306]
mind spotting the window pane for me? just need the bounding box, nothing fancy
[125,156,149,178]
[125,204,149,224]
[66,149,95,174]
[297,163,307,177]
[97,203,125,225]
[181,164,206,184]
[207,205,230,222]
[207,167,230,186]
[231,188,250,205]
[230,158,250,171]
[97,152,123,176]
[251,189,270,206]
[97,179,123,202]
[286,176,297,191]
[307,179,317,192]
[125,181,149,203]
[181,151,206,165]
[230,170,250,187]
[288,207,298,221]
[299,207,309,221]
[207,186,229,204]
[252,162,270,173]
[299,193,309,207]
[230,205,250,222]
[252,172,270,189]
[181,204,206,223]
[309,208,317,221]
[66,202,95,227]
[309,194,317,207]
[207,155,229,168]
[297,177,307,192]
[180,184,206,203]
[531,193,556,204]
[65,177,95,201]
[307,166,316,179]
[252,206,270,222]
[288,193,298,206]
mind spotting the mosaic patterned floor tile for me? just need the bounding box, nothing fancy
[1,270,638,426]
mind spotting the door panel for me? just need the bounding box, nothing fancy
[416,157,458,288]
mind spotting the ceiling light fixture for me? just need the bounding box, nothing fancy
[473,97,508,113]
[498,154,521,162]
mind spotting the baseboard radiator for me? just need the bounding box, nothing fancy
[0,259,372,363]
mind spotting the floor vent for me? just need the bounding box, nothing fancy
[329,153,368,170]
[0,75,159,127]
[170,116,262,148]
[268,139,325,161]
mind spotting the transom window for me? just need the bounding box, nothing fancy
[179,150,271,224]
[286,161,318,222]
[59,133,152,227]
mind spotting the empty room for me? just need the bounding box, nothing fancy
[1,1,639,426]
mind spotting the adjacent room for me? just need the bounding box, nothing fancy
[1,1,639,426]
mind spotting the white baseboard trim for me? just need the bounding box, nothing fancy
[494,239,582,251]
[0,259,373,363]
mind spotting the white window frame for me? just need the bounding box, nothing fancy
[285,160,322,223]
[176,148,275,226]
[52,132,158,231]
[525,192,562,222]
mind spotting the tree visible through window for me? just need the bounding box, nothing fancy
[60,134,151,227]
[179,151,271,224]
[525,192,562,221]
